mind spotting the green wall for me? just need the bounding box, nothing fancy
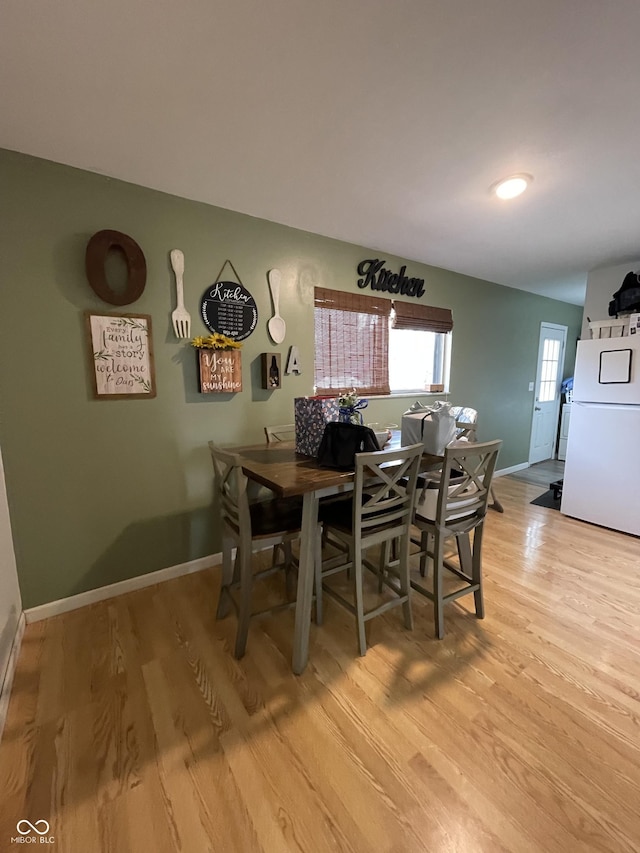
[0,149,583,608]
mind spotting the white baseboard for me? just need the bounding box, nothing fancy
[0,611,26,743]
[495,462,529,478]
[24,553,222,623]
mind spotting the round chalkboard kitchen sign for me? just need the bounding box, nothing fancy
[199,281,258,341]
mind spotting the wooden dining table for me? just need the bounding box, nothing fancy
[228,434,442,674]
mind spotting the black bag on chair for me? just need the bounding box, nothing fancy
[317,422,380,469]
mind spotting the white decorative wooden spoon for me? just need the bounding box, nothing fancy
[267,268,286,344]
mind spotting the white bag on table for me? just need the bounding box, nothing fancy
[401,400,457,455]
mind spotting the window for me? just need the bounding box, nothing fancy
[538,337,562,402]
[314,288,391,395]
[388,327,450,392]
[314,288,452,395]
[389,300,452,393]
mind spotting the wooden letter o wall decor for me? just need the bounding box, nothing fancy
[85,229,147,305]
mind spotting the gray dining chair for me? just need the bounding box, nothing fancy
[209,442,322,658]
[264,420,351,577]
[264,423,296,443]
[317,443,423,656]
[262,423,298,562]
[449,406,503,512]
[409,438,502,638]
[242,424,297,504]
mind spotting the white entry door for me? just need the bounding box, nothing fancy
[529,323,567,464]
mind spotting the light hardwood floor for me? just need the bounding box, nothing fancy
[508,458,564,489]
[1,475,640,852]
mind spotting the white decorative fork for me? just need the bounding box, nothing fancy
[170,249,191,339]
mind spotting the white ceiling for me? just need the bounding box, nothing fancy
[3,0,640,306]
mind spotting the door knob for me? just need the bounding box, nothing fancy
[534,406,541,411]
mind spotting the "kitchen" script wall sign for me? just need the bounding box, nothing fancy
[356,259,425,298]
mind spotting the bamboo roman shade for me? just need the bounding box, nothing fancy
[314,287,391,395]
[392,301,453,333]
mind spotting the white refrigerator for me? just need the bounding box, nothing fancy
[561,335,640,535]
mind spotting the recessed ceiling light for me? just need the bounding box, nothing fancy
[492,174,532,200]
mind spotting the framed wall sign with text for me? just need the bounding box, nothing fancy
[85,312,156,399]
[200,280,258,341]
